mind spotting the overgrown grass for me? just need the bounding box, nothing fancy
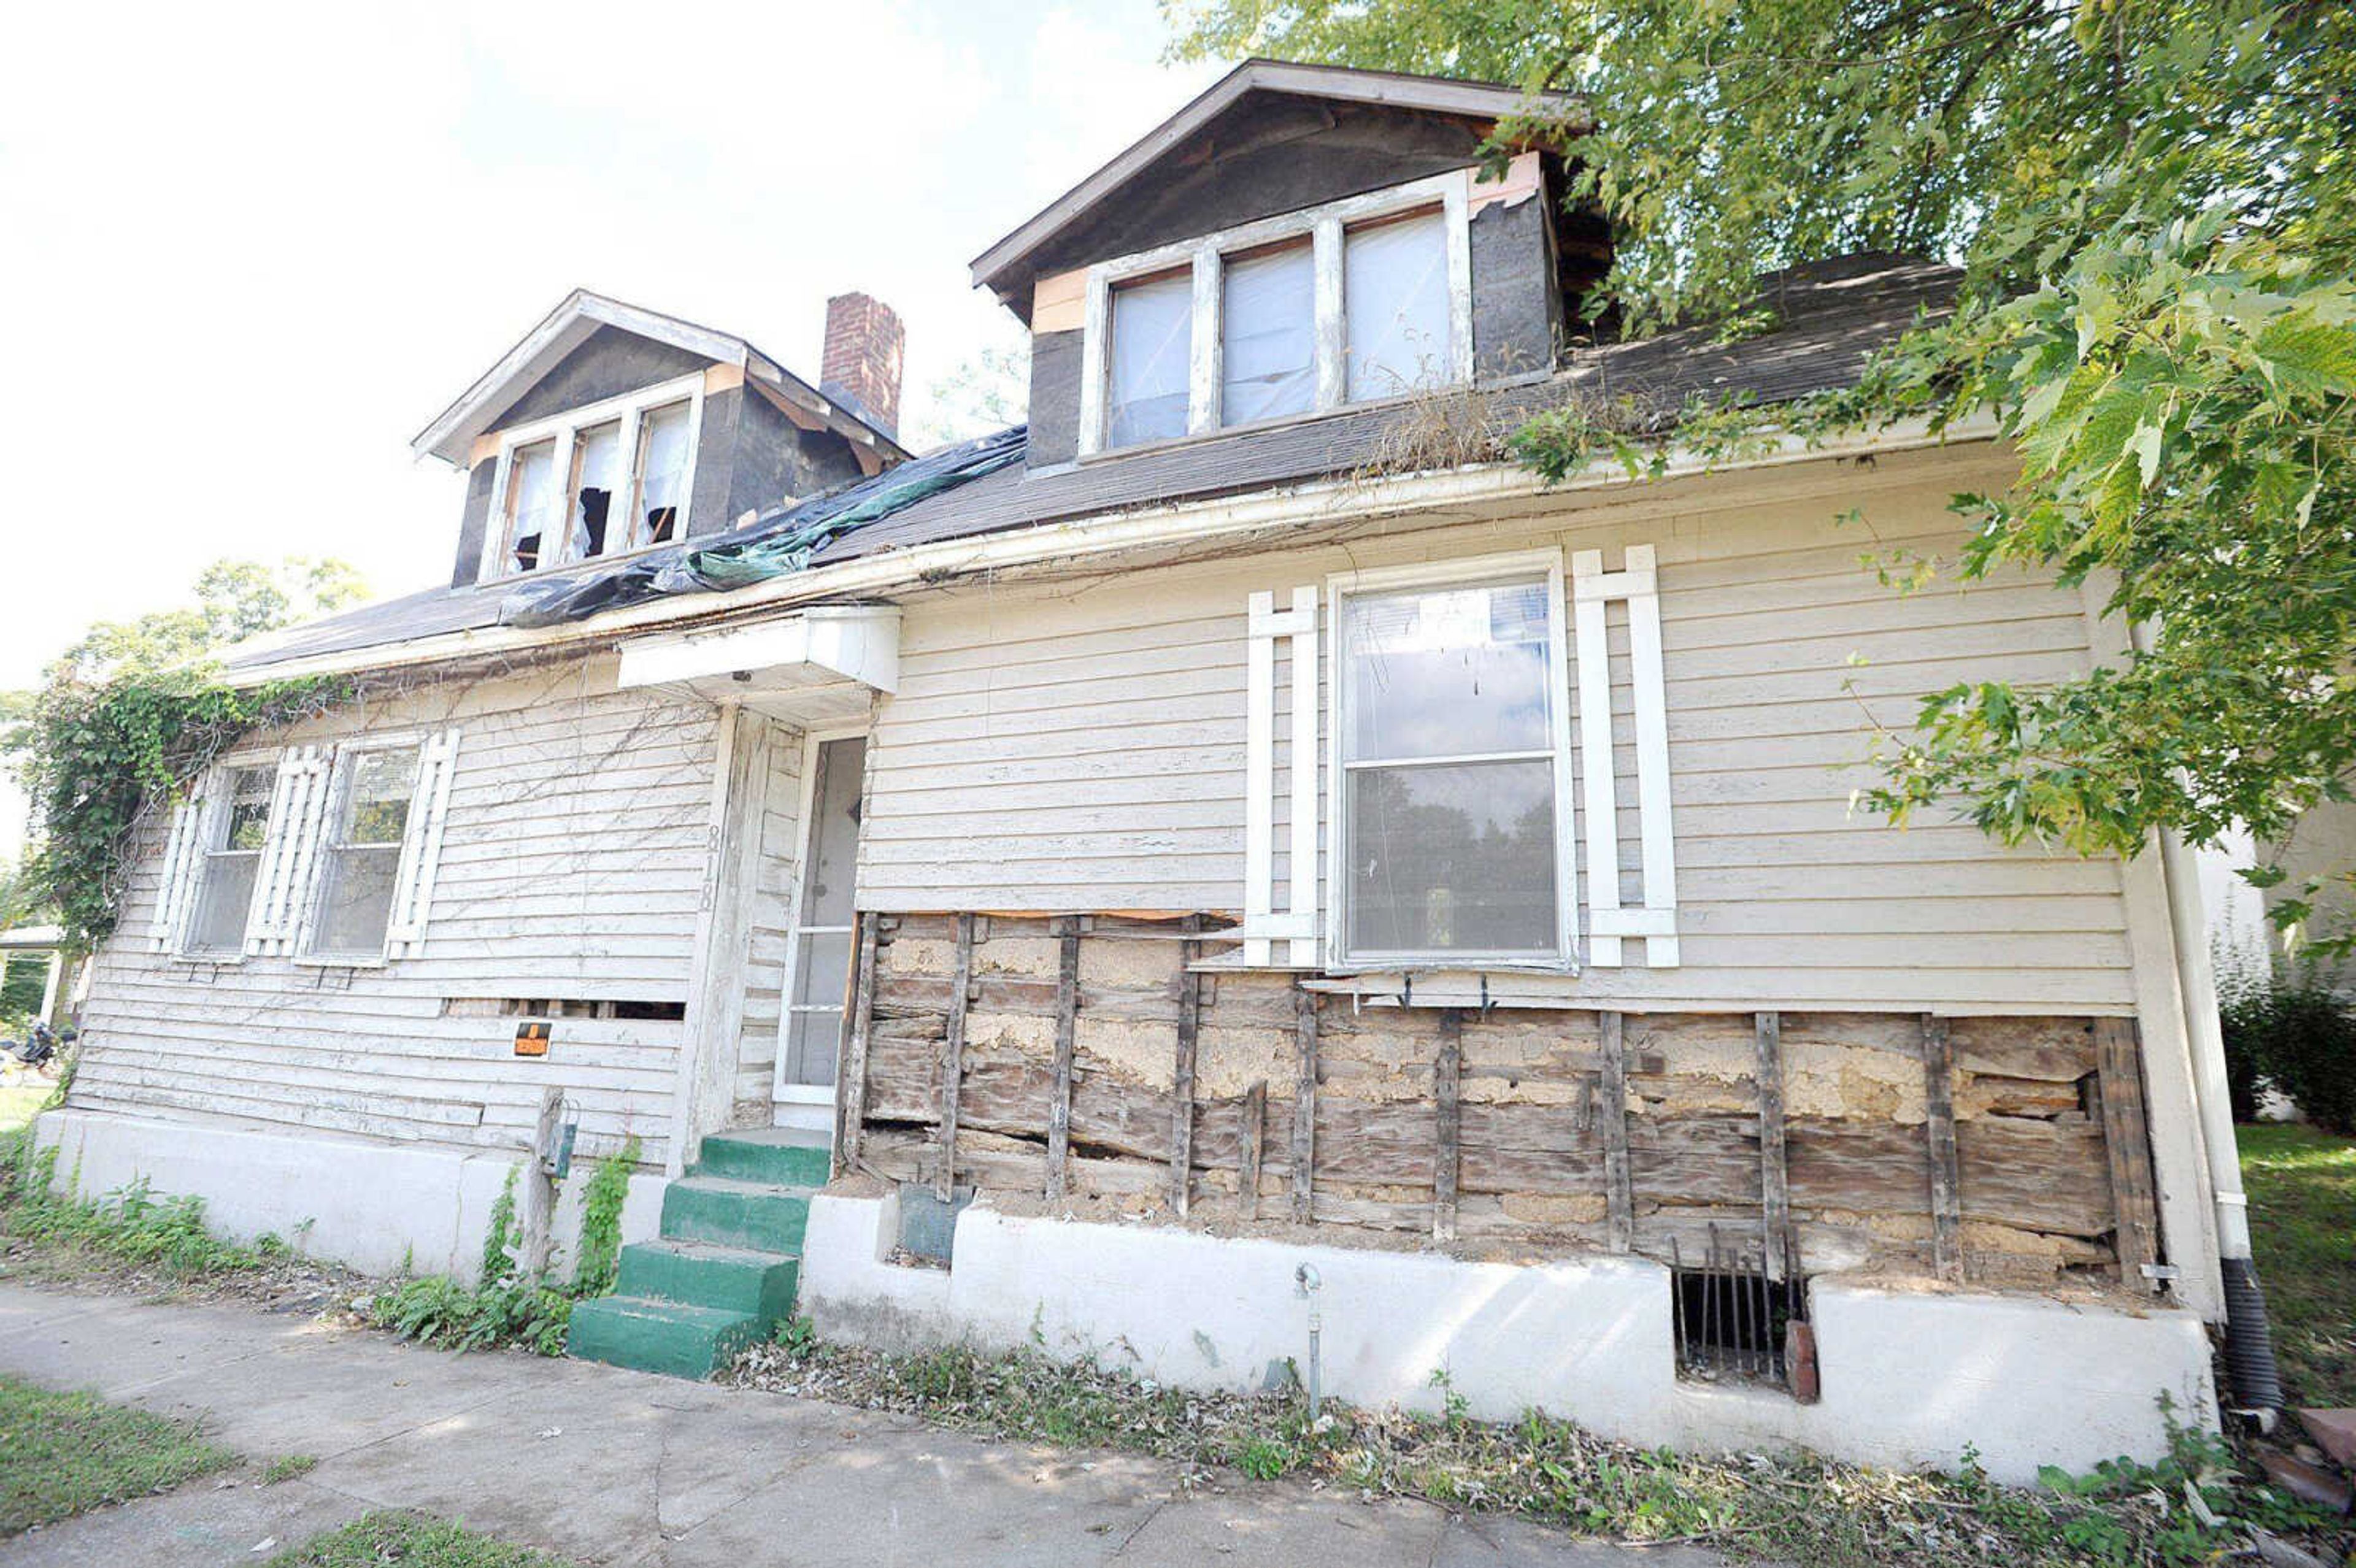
[0,1137,287,1283]
[263,1452,318,1485]
[264,1511,580,1567]
[0,1374,237,1534]
[2240,1121,2356,1407]
[733,1330,2352,1567]
[0,1083,51,1138]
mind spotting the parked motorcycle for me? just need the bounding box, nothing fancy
[1,1021,73,1083]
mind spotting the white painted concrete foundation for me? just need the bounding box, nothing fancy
[34,1107,663,1283]
[800,1193,2217,1485]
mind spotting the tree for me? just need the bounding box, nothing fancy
[2,558,366,947]
[1166,0,2356,947]
[904,338,1031,452]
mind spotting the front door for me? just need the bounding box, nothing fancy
[773,734,864,1130]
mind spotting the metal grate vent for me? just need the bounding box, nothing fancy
[1671,1223,1806,1385]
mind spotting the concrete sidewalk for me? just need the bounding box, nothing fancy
[0,1283,1730,1567]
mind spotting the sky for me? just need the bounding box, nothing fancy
[0,0,1226,859]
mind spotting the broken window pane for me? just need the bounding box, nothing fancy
[187,765,274,955]
[1345,209,1451,401]
[1221,241,1314,425]
[307,745,419,959]
[566,420,624,561]
[1106,269,1192,448]
[1339,573,1560,960]
[503,439,558,574]
[631,402,692,547]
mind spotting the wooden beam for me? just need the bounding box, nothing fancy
[521,1086,563,1278]
[834,910,881,1179]
[1921,1014,1963,1282]
[1434,1009,1463,1242]
[2093,1017,2163,1291]
[1292,983,1318,1223]
[1241,1081,1267,1221]
[1756,1010,1790,1280]
[1600,1010,1633,1253]
[936,912,975,1201]
[1045,918,1081,1202]
[1169,929,1201,1215]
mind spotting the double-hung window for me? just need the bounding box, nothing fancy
[487,377,703,580]
[1331,556,1573,966]
[1085,171,1471,455]
[306,744,421,961]
[183,765,275,956]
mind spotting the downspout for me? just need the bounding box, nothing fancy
[2134,626,2285,1417]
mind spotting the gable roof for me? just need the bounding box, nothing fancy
[225,253,1961,678]
[409,289,908,469]
[970,59,1582,312]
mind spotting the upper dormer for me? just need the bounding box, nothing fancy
[414,291,909,590]
[973,61,1602,471]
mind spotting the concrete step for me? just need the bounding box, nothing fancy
[693,1129,832,1188]
[566,1296,763,1380]
[614,1239,798,1320]
[660,1176,812,1253]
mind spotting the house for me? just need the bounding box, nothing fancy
[40,61,2246,1481]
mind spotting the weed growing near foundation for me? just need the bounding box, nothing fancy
[732,1329,2350,1567]
[0,1136,277,1282]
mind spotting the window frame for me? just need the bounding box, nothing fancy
[1077,169,1474,459]
[479,373,707,584]
[173,752,280,963]
[1323,548,1577,972]
[296,735,427,968]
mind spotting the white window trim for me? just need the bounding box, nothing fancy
[477,373,707,585]
[294,732,429,969]
[770,720,870,1107]
[1077,170,1474,459]
[172,750,282,964]
[1322,548,1578,972]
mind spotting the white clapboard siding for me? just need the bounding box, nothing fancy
[245,748,331,957]
[861,456,2141,1012]
[149,782,210,953]
[77,666,723,1166]
[385,728,461,959]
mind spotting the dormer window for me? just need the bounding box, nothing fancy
[1077,171,1471,458]
[483,375,704,581]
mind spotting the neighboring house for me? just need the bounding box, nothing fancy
[42,61,2242,1481]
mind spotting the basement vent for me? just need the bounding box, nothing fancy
[442,997,687,1021]
[1671,1225,1806,1388]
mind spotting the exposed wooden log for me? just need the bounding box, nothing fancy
[1921,1014,1963,1282]
[521,1086,563,1278]
[1600,1010,1633,1253]
[1757,1010,1790,1279]
[1293,983,1318,1223]
[936,913,975,1201]
[2093,1017,2162,1290]
[1169,928,1201,1215]
[1045,918,1081,1202]
[1434,1009,1462,1242]
[834,911,881,1178]
[1241,1080,1266,1221]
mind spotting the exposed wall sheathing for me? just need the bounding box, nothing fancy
[847,913,2152,1291]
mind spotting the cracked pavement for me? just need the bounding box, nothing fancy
[0,1283,1733,1566]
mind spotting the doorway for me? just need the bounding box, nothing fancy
[772,731,864,1131]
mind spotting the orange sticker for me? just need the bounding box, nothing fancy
[514,1021,551,1058]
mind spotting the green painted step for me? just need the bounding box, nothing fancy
[614,1239,798,1319]
[660,1176,812,1253]
[566,1296,762,1380]
[693,1130,832,1188]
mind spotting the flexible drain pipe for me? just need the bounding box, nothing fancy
[2157,823,2285,1418]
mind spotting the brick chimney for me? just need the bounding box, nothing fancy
[818,291,904,440]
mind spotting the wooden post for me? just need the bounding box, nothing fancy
[1241,1081,1267,1220]
[1434,1009,1462,1242]
[1755,1011,1790,1280]
[2093,1017,2163,1291]
[833,912,881,1180]
[1169,930,1201,1215]
[1045,918,1081,1202]
[1921,1014,1963,1282]
[521,1086,563,1279]
[1600,1010,1633,1254]
[936,912,975,1201]
[1291,983,1318,1224]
